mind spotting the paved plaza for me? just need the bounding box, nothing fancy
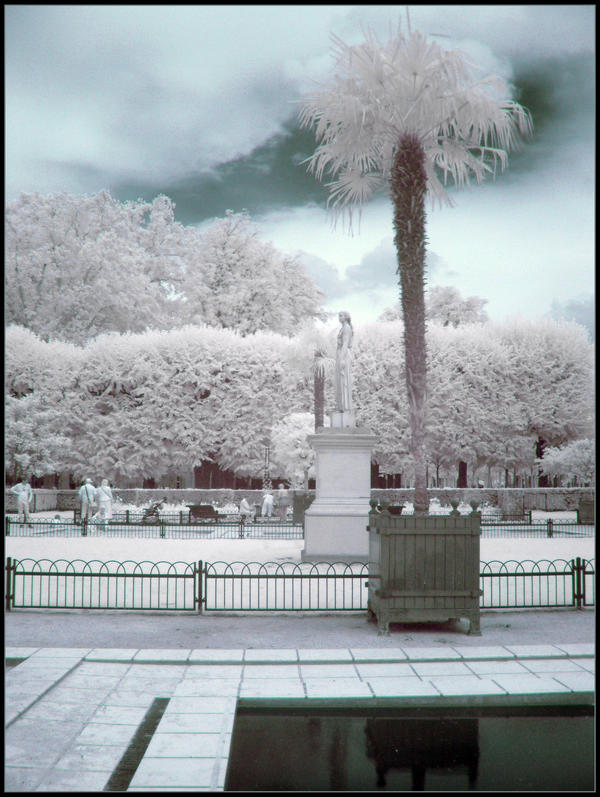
[5,608,595,792]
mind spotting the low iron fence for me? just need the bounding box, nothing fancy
[5,558,199,611]
[4,516,303,540]
[5,557,595,613]
[4,516,592,540]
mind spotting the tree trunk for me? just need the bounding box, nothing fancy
[391,134,429,514]
[457,460,468,488]
[536,437,549,487]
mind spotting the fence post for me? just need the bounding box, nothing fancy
[160,522,166,539]
[126,510,130,525]
[6,516,11,537]
[572,557,583,609]
[6,557,12,612]
[546,518,553,538]
[197,560,203,614]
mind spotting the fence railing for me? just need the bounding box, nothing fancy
[5,557,199,611]
[5,557,595,613]
[4,516,592,540]
[4,516,304,540]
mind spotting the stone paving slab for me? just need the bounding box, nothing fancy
[4,644,595,792]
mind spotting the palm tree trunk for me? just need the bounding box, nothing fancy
[391,133,429,514]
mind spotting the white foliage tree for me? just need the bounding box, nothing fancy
[269,412,317,489]
[5,196,325,345]
[5,191,186,344]
[537,439,595,486]
[180,211,325,336]
[379,285,489,327]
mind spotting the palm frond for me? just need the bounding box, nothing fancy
[299,27,533,220]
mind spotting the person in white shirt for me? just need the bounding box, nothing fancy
[95,479,113,525]
[10,479,33,525]
[261,491,274,518]
[239,497,252,521]
[78,478,97,523]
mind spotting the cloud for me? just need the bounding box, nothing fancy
[5,5,594,329]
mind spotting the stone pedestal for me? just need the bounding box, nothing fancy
[302,425,377,561]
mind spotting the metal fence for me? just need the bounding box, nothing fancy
[5,557,595,613]
[4,516,592,540]
[203,560,367,612]
[4,516,304,540]
[479,519,592,538]
[5,557,199,611]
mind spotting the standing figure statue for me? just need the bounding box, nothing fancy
[335,311,354,415]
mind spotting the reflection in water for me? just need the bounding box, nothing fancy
[365,718,479,790]
[225,709,593,791]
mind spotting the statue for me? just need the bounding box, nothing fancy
[335,310,354,415]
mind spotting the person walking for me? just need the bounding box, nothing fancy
[276,483,289,521]
[10,478,33,527]
[78,478,97,524]
[95,479,113,526]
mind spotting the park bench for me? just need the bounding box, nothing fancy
[187,504,220,524]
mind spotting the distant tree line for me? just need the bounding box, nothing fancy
[6,316,594,489]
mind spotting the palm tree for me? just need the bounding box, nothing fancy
[299,25,532,514]
[285,321,336,431]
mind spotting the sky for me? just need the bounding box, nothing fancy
[5,4,595,328]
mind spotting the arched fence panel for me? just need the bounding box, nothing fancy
[5,558,200,611]
[5,557,594,613]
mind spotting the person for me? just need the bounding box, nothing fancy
[276,483,289,521]
[261,491,274,518]
[239,497,252,522]
[10,478,33,526]
[95,478,113,525]
[78,478,97,524]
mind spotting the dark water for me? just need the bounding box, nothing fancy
[225,706,594,791]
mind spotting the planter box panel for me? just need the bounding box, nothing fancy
[367,511,482,636]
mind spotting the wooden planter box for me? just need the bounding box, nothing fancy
[367,501,482,635]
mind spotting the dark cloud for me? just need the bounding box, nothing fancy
[111,118,329,225]
[103,51,594,227]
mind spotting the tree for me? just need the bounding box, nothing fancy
[300,25,531,512]
[5,191,186,344]
[537,438,595,486]
[5,195,326,344]
[284,321,337,431]
[426,286,489,327]
[5,393,71,482]
[180,211,326,336]
[269,413,317,489]
[379,285,489,326]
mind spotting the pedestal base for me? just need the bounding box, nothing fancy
[301,426,376,561]
[302,503,370,560]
